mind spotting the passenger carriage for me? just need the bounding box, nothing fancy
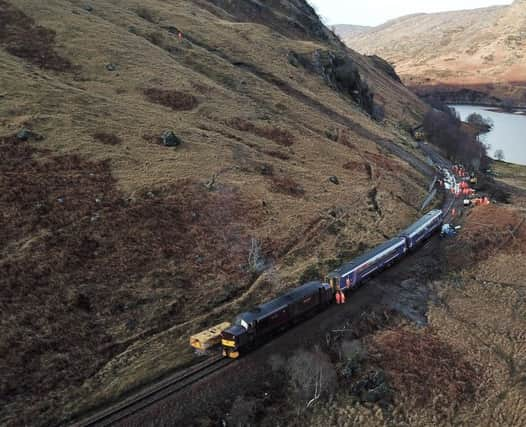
[326,237,407,293]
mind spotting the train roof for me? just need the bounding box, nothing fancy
[397,209,442,237]
[235,281,324,324]
[328,237,405,278]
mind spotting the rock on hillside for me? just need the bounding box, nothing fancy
[340,0,526,106]
[0,0,427,425]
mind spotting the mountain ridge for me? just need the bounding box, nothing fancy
[338,2,526,105]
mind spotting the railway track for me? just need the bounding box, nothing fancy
[73,355,232,427]
[70,144,454,426]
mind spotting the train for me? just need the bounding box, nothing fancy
[220,209,444,359]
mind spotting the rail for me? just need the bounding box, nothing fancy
[70,142,454,426]
[72,355,232,427]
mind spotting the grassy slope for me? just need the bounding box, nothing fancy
[494,160,526,192]
[0,0,428,425]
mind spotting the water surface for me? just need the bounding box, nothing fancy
[451,105,526,165]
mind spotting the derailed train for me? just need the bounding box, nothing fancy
[221,209,444,358]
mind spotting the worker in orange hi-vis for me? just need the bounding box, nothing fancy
[178,32,183,42]
[335,291,341,305]
[452,208,456,217]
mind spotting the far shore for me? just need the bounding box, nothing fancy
[448,103,526,115]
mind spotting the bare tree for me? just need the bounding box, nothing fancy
[422,109,490,170]
[494,149,505,161]
[205,173,217,191]
[502,98,514,113]
[248,237,265,273]
[467,113,493,133]
[286,349,337,412]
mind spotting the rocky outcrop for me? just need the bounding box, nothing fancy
[201,0,338,43]
[289,50,375,116]
[367,55,402,83]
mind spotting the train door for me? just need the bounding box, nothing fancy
[328,276,339,291]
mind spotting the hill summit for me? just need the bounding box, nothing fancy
[337,1,526,105]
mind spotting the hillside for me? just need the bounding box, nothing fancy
[340,0,526,105]
[0,0,428,425]
[332,24,371,39]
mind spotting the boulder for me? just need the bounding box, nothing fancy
[16,128,32,141]
[288,49,376,116]
[16,128,43,141]
[161,130,182,147]
[106,63,117,71]
[82,4,93,12]
[329,176,340,185]
[351,370,391,403]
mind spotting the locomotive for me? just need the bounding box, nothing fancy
[221,209,444,358]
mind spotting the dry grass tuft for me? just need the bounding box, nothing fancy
[135,6,159,24]
[0,135,261,422]
[143,88,198,111]
[369,327,483,412]
[263,150,291,161]
[269,174,304,196]
[0,0,73,71]
[93,132,122,146]
[448,205,526,268]
[227,118,295,146]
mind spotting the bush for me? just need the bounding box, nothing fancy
[269,175,304,197]
[286,349,337,409]
[372,103,385,122]
[93,132,121,145]
[298,265,320,283]
[135,7,158,23]
[422,109,489,170]
[227,118,295,146]
[227,396,259,427]
[0,0,73,72]
[467,113,493,133]
[370,328,482,411]
[144,88,198,111]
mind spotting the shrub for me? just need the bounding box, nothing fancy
[298,265,320,283]
[422,109,489,170]
[0,0,73,72]
[135,7,158,23]
[146,31,165,47]
[227,118,295,146]
[263,150,290,161]
[143,88,198,111]
[93,132,121,145]
[286,349,337,409]
[270,175,304,197]
[370,328,482,411]
[467,113,493,133]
